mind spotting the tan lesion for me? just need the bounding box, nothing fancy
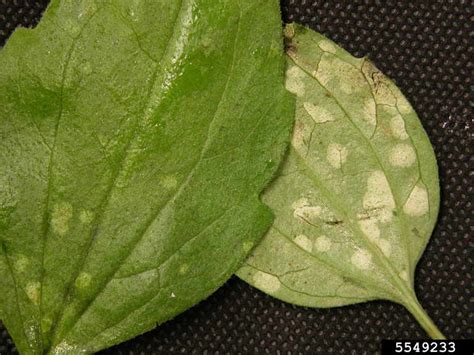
[326,143,348,170]
[51,201,73,236]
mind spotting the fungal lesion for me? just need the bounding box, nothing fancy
[317,40,337,54]
[350,248,373,270]
[326,143,348,170]
[285,65,307,97]
[291,119,316,158]
[361,59,385,94]
[293,234,313,252]
[357,206,394,222]
[369,69,385,95]
[402,181,430,217]
[25,281,41,305]
[324,218,344,226]
[79,209,94,225]
[303,102,337,124]
[292,197,343,227]
[51,201,74,236]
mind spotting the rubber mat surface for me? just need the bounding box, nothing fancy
[0,1,472,354]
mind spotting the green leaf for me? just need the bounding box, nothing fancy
[237,24,443,338]
[0,1,293,353]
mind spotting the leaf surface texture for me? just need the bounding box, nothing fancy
[0,1,293,353]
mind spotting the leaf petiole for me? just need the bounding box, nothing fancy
[402,294,446,339]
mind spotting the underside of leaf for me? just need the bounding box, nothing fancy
[237,24,443,338]
[0,1,293,353]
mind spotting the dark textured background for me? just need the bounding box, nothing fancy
[0,0,472,354]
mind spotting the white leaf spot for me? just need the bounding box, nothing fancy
[373,82,397,106]
[397,97,413,114]
[50,341,78,354]
[319,40,337,54]
[358,209,392,224]
[363,171,395,221]
[160,175,178,190]
[377,209,394,223]
[285,66,306,97]
[291,197,309,209]
[75,272,91,289]
[327,143,348,169]
[51,202,73,236]
[319,54,367,96]
[389,143,416,167]
[303,102,336,123]
[315,55,332,86]
[79,210,94,225]
[399,270,409,281]
[390,114,409,140]
[359,220,391,256]
[314,235,331,252]
[340,80,355,94]
[363,98,377,129]
[26,282,41,305]
[351,249,372,270]
[403,185,429,216]
[14,254,29,272]
[253,271,281,293]
[376,238,392,257]
[291,120,311,152]
[359,219,380,241]
[179,263,189,274]
[294,234,312,252]
[292,198,322,222]
[295,206,322,221]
